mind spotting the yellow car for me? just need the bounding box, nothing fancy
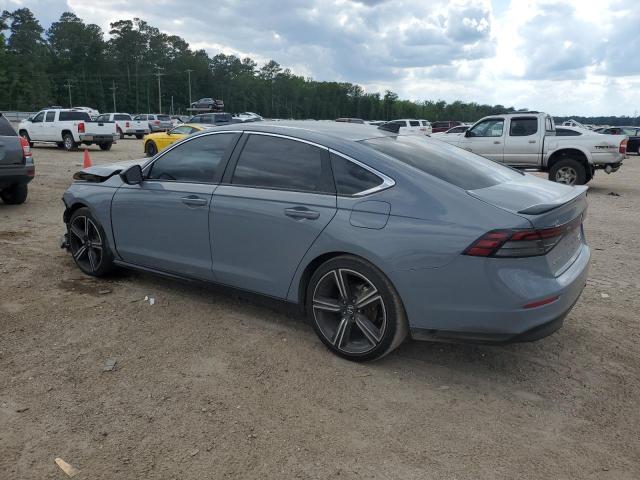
[143,124,208,157]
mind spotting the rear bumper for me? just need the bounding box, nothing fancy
[79,133,118,143]
[0,162,35,189]
[393,243,590,343]
[125,129,149,135]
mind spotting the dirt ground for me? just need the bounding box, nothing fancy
[1,137,639,480]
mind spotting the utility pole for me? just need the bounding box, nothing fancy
[171,96,174,116]
[186,69,194,107]
[153,65,165,113]
[109,81,117,112]
[64,80,74,107]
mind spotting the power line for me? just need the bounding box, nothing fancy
[154,65,165,113]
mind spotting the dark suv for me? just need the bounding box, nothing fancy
[188,113,235,125]
[0,114,34,204]
[190,98,225,111]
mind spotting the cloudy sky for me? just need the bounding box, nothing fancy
[3,0,639,116]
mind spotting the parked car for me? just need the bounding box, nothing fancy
[0,113,34,204]
[381,119,425,135]
[190,98,224,111]
[95,113,149,139]
[600,126,640,155]
[18,109,118,151]
[431,125,470,139]
[72,106,99,120]
[133,114,173,132]
[61,122,589,361]
[368,121,386,126]
[188,112,235,126]
[438,113,626,185]
[431,121,462,133]
[143,123,210,157]
[336,118,365,124]
[234,112,263,122]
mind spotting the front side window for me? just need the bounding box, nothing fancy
[32,112,45,122]
[148,133,236,183]
[468,119,504,137]
[232,135,328,193]
[509,117,538,136]
[331,153,383,195]
[45,111,55,122]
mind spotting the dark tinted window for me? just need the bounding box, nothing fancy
[148,133,236,183]
[32,112,45,122]
[114,114,131,121]
[432,122,449,129]
[0,116,16,136]
[45,111,56,122]
[361,136,521,190]
[509,117,538,136]
[232,135,326,192]
[331,153,383,195]
[555,128,582,136]
[409,121,420,127]
[157,115,171,121]
[96,115,109,122]
[59,111,91,121]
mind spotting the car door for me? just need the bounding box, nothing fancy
[502,116,541,167]
[211,132,337,298]
[459,118,505,162]
[43,110,57,141]
[111,132,240,280]
[28,111,46,140]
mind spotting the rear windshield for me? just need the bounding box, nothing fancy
[157,115,171,121]
[114,114,131,121]
[59,111,91,121]
[360,135,521,190]
[0,115,17,136]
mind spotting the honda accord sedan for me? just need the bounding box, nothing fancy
[61,122,590,361]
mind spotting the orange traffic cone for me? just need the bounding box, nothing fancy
[83,148,92,168]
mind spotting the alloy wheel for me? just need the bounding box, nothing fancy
[555,166,577,185]
[312,269,387,355]
[69,216,103,273]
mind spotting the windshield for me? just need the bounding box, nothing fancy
[360,135,522,190]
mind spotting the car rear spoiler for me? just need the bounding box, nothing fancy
[517,185,588,214]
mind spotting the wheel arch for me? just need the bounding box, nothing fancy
[61,129,74,140]
[63,201,89,223]
[547,148,590,171]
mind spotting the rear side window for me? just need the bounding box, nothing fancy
[148,133,236,183]
[114,114,131,121]
[59,111,91,121]
[331,153,383,195]
[361,136,521,190]
[509,117,538,136]
[46,111,56,122]
[232,135,329,193]
[409,121,420,127]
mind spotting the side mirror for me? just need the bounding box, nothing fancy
[465,130,472,137]
[26,116,33,122]
[120,164,143,185]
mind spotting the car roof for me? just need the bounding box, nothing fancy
[205,121,398,144]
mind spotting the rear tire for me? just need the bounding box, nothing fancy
[145,141,158,157]
[62,133,78,151]
[68,207,115,277]
[0,184,28,205]
[99,142,112,151]
[306,255,408,362]
[549,158,587,185]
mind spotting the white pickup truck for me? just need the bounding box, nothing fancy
[437,112,626,185]
[19,109,118,151]
[95,113,150,139]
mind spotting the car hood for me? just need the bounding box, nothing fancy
[74,158,149,182]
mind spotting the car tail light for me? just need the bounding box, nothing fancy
[126,121,130,128]
[78,122,85,133]
[619,138,627,154]
[463,216,581,258]
[19,136,31,160]
[154,120,160,125]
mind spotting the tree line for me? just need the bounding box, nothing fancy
[1,8,637,125]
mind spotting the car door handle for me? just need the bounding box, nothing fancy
[180,195,208,207]
[528,140,536,143]
[284,207,320,220]
[493,140,502,144]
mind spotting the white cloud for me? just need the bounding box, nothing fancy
[4,0,640,115]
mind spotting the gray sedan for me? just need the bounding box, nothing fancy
[61,122,590,361]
